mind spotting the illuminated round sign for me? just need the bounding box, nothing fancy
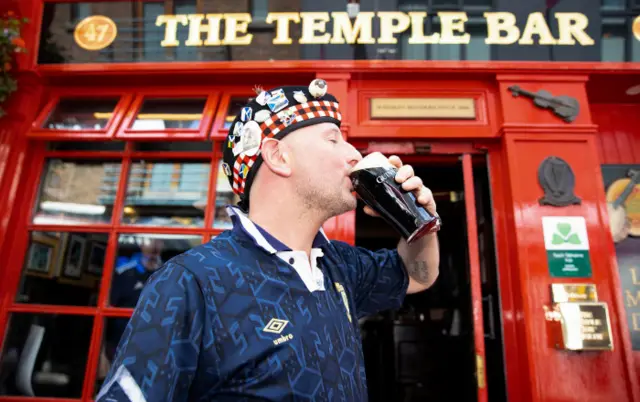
[634,16,640,42]
[73,15,117,51]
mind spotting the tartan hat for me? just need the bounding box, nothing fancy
[222,79,342,210]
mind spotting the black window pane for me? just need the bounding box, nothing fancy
[108,233,202,309]
[0,313,93,398]
[464,0,492,6]
[16,231,108,307]
[43,98,119,130]
[131,98,207,130]
[134,141,213,152]
[47,141,125,151]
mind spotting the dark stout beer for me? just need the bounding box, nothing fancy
[349,152,441,243]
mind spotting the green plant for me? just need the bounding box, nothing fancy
[0,11,28,118]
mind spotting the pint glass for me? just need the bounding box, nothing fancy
[349,152,441,243]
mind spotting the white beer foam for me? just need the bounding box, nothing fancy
[352,152,395,172]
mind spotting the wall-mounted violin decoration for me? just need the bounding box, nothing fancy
[508,85,580,123]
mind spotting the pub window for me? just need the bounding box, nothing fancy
[175,0,197,60]
[121,160,210,227]
[601,0,626,10]
[32,159,121,226]
[117,93,219,140]
[632,34,640,61]
[144,2,165,61]
[601,18,626,61]
[251,0,269,22]
[70,3,91,21]
[1,312,93,398]
[465,19,490,60]
[42,98,120,131]
[399,2,428,60]
[131,98,206,130]
[15,231,107,307]
[30,93,132,139]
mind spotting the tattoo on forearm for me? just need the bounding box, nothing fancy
[407,261,430,284]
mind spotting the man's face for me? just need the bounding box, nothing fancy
[140,239,163,271]
[284,122,362,217]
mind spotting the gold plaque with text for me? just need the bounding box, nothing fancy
[557,302,613,351]
[551,283,598,303]
[370,98,476,120]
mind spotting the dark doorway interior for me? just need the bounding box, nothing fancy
[355,156,507,402]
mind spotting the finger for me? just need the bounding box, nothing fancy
[416,186,433,205]
[363,205,381,217]
[395,164,414,183]
[401,176,423,192]
[388,155,403,169]
[417,187,437,214]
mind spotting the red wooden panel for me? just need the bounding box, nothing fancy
[592,104,640,165]
[503,134,639,402]
[350,78,497,139]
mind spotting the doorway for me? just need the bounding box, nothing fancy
[355,154,507,402]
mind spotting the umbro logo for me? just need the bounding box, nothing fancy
[263,318,293,345]
[263,318,288,334]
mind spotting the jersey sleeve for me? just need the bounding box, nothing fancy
[96,261,206,402]
[331,241,409,319]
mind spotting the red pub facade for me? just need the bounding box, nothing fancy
[1,0,640,401]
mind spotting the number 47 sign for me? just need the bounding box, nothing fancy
[74,16,118,51]
[542,216,593,278]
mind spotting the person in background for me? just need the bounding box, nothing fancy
[104,238,164,360]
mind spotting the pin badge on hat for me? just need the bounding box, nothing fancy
[254,109,271,123]
[309,79,328,98]
[256,91,268,106]
[280,109,297,127]
[239,163,249,178]
[222,162,232,177]
[240,121,261,156]
[241,107,253,122]
[267,88,289,113]
[293,91,307,103]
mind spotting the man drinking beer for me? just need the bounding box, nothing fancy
[97,80,440,401]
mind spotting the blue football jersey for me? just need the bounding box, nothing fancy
[97,207,408,401]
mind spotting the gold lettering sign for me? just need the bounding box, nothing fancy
[139,11,601,48]
[551,283,598,303]
[370,98,476,120]
[557,302,613,351]
[74,16,117,51]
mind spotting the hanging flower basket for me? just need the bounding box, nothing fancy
[0,11,29,118]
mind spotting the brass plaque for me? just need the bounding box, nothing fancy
[557,302,613,351]
[551,283,598,303]
[370,98,476,120]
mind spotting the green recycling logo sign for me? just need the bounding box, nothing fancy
[542,217,592,278]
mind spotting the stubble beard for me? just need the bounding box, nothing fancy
[297,182,355,221]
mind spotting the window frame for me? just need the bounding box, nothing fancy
[116,88,220,140]
[29,88,134,140]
